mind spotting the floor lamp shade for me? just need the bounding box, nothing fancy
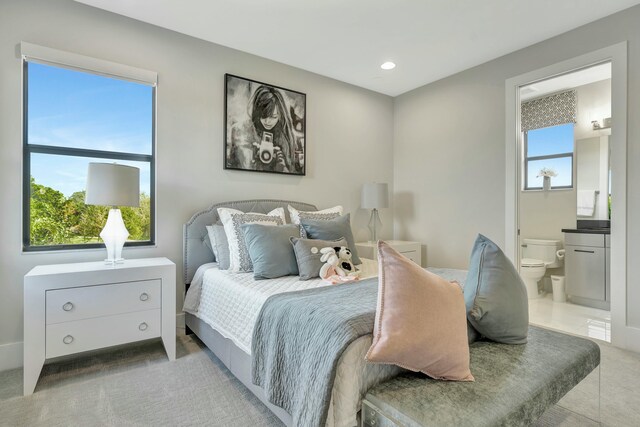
[85,163,140,264]
[361,183,389,242]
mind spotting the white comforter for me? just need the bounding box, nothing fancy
[183,259,401,427]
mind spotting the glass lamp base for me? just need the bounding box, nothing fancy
[368,209,382,243]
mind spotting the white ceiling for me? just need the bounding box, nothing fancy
[520,62,612,101]
[75,0,640,96]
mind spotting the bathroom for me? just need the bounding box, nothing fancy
[518,63,611,342]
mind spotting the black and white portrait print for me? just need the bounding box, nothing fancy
[224,74,306,175]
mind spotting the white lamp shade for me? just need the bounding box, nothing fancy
[361,182,389,209]
[85,163,140,207]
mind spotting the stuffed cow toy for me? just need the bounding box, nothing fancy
[319,246,360,284]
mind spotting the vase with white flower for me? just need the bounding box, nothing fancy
[537,168,557,191]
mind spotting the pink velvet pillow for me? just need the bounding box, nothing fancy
[366,241,474,381]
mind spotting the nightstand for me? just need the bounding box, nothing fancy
[23,257,176,395]
[356,240,422,265]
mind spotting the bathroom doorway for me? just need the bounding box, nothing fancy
[504,42,640,351]
[518,64,612,342]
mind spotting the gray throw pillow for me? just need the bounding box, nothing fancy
[241,224,300,280]
[300,214,362,264]
[290,237,349,280]
[297,212,342,238]
[464,234,528,344]
[206,224,230,270]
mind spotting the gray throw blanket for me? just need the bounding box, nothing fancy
[251,268,468,427]
[251,277,379,427]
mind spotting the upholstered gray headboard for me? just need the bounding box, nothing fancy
[183,199,317,284]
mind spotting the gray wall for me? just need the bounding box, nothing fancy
[393,5,640,326]
[0,0,394,359]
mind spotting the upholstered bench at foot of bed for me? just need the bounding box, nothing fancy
[362,326,600,427]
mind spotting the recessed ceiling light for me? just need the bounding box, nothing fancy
[380,61,396,70]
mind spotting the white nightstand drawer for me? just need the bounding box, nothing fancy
[356,240,422,266]
[46,309,161,358]
[399,250,419,264]
[46,279,161,325]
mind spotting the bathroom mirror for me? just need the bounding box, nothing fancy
[576,135,610,221]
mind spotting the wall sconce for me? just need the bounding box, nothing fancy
[592,117,612,130]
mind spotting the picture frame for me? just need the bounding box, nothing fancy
[224,74,306,176]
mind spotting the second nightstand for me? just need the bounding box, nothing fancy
[356,240,422,265]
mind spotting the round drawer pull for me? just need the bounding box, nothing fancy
[139,292,149,302]
[62,302,74,311]
[63,335,74,344]
[139,322,148,331]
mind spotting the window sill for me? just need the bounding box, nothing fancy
[21,243,157,255]
[521,188,574,193]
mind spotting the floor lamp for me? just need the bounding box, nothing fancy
[85,163,140,264]
[361,182,389,243]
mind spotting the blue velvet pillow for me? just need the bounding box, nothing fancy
[241,223,300,280]
[300,214,362,264]
[464,234,528,344]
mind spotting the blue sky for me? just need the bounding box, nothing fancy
[28,62,152,197]
[526,123,574,188]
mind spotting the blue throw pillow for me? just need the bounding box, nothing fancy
[300,214,362,264]
[241,224,300,280]
[464,234,528,344]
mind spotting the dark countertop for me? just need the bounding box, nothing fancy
[562,228,611,234]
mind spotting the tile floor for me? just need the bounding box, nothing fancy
[529,293,611,342]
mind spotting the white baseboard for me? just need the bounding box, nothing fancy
[0,313,186,372]
[613,325,640,353]
[0,341,23,372]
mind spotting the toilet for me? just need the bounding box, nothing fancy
[520,239,563,299]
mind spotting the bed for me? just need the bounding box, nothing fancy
[183,200,410,426]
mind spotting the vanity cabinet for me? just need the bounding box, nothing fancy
[605,234,611,303]
[564,232,610,310]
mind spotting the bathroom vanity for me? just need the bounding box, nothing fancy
[562,226,610,310]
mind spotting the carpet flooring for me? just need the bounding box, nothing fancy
[0,331,638,426]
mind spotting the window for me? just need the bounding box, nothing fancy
[23,60,155,251]
[524,123,574,190]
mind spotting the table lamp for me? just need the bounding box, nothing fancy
[85,163,140,264]
[361,182,389,243]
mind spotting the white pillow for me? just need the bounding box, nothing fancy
[287,205,343,225]
[217,207,285,272]
[205,225,219,261]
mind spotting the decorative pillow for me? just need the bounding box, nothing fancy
[300,214,362,264]
[205,225,218,260]
[464,234,529,344]
[290,237,349,280]
[218,207,285,272]
[288,205,343,225]
[241,224,300,280]
[366,241,474,381]
[206,224,231,270]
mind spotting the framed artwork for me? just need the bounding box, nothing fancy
[224,74,306,176]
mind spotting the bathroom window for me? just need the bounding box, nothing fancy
[524,123,574,190]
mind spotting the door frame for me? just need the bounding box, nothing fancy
[504,42,636,350]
